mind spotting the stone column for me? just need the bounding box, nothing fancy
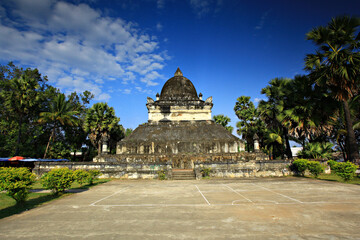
[253,133,260,152]
[102,135,109,154]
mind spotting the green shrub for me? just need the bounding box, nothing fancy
[157,170,166,180]
[331,162,358,181]
[0,167,36,204]
[327,160,337,169]
[291,159,309,176]
[307,161,324,178]
[87,170,101,185]
[73,169,90,186]
[201,167,211,178]
[41,168,74,194]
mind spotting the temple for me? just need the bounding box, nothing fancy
[88,68,289,179]
[114,68,245,168]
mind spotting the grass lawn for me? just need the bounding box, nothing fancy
[31,178,110,190]
[306,173,360,184]
[0,178,111,219]
[0,192,66,219]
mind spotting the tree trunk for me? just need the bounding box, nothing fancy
[98,141,102,155]
[338,139,347,161]
[343,100,359,162]
[44,127,55,159]
[283,127,293,159]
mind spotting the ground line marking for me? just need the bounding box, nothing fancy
[195,185,211,205]
[251,183,303,203]
[223,184,254,204]
[90,187,129,206]
[87,201,360,207]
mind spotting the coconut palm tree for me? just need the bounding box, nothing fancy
[305,16,360,162]
[38,93,79,158]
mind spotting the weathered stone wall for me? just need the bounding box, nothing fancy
[194,160,291,179]
[94,152,269,166]
[33,162,170,179]
[33,158,291,180]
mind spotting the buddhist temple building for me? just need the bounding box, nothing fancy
[114,68,245,168]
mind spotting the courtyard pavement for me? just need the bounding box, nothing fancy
[0,177,359,239]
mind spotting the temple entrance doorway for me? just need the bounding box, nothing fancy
[172,156,193,169]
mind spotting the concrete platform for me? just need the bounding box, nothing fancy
[0,177,359,239]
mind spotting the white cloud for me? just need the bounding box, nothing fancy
[0,0,166,101]
[123,89,132,94]
[140,71,163,86]
[254,98,264,103]
[135,86,154,95]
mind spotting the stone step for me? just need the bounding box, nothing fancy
[172,170,195,180]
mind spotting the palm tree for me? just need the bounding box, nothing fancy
[83,102,120,155]
[298,142,333,159]
[264,129,283,160]
[213,114,233,133]
[38,93,79,158]
[259,78,293,158]
[305,16,360,162]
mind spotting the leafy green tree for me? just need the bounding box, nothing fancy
[0,63,48,155]
[259,78,293,158]
[38,93,80,158]
[283,75,337,146]
[213,114,234,133]
[305,16,360,162]
[125,128,133,137]
[234,96,264,152]
[83,102,121,155]
[64,91,94,160]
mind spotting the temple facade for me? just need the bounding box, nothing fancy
[116,68,245,159]
[90,68,288,178]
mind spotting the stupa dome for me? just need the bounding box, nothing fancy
[160,68,199,101]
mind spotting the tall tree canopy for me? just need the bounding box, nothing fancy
[305,16,360,162]
[213,114,233,133]
[83,102,121,155]
[234,96,265,152]
[38,93,80,158]
[0,63,50,156]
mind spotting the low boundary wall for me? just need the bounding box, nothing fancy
[33,159,291,179]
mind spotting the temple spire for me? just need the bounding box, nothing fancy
[174,67,183,76]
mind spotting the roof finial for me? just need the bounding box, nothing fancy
[174,67,183,76]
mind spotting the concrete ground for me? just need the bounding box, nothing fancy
[0,177,359,239]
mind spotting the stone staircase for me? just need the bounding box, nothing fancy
[172,169,196,180]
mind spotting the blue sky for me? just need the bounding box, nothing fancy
[1,0,359,136]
